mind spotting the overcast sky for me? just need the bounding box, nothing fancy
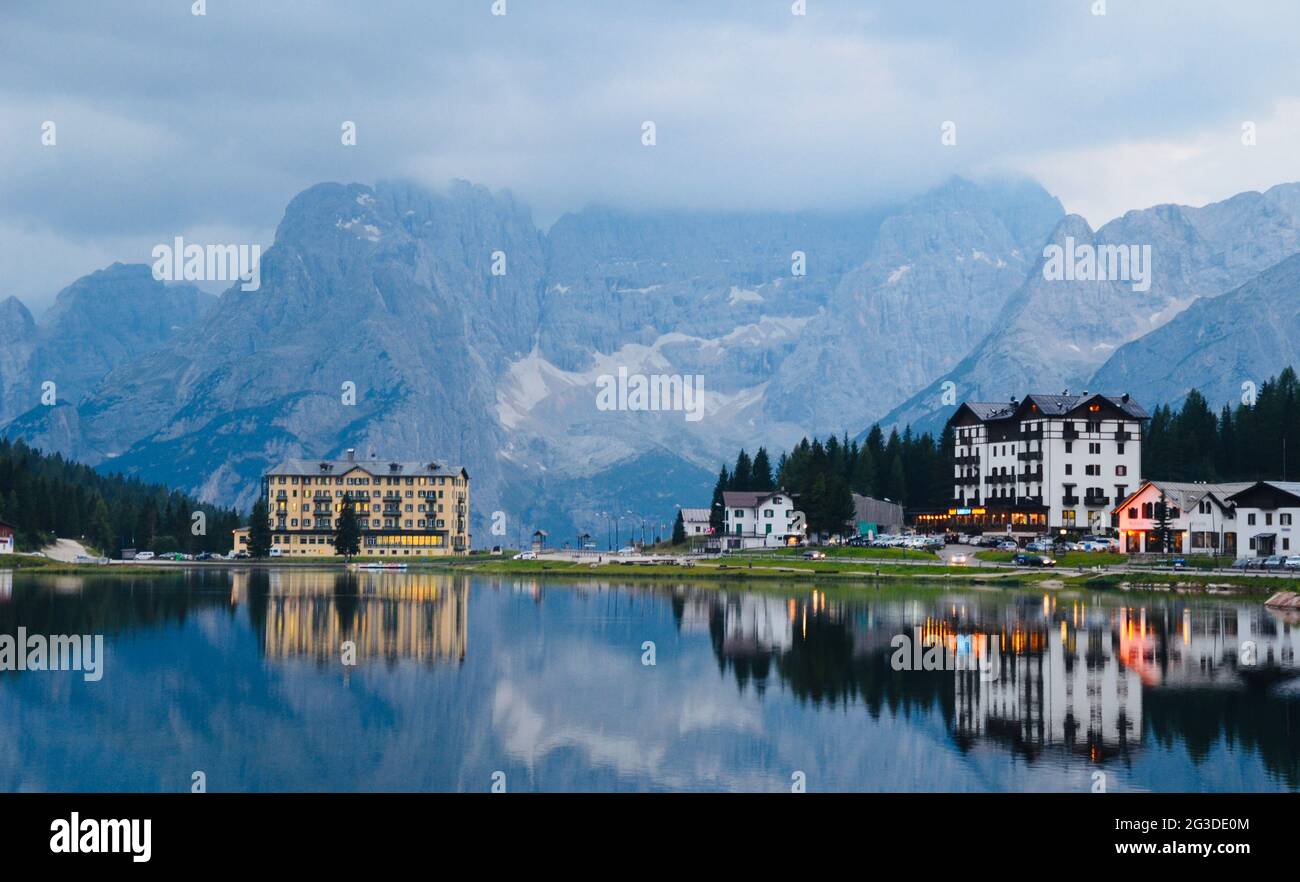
[4,0,1300,312]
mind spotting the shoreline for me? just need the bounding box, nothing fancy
[6,553,1297,598]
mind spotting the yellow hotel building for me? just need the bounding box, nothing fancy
[233,450,470,557]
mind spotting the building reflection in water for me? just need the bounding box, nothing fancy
[232,569,469,665]
[674,585,1300,772]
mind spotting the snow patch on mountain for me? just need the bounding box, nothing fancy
[887,265,911,284]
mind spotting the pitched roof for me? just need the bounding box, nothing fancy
[961,401,1019,421]
[1226,481,1300,506]
[1112,480,1254,514]
[722,490,786,509]
[956,392,1148,425]
[680,508,712,522]
[1021,392,1148,419]
[266,458,467,478]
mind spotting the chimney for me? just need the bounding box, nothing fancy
[346,448,355,462]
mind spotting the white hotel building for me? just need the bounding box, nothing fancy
[946,392,1148,534]
[721,490,805,550]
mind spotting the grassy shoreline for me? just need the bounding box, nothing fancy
[6,552,1297,597]
[439,556,1296,596]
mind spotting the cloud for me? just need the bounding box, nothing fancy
[1014,100,1300,229]
[3,0,1300,309]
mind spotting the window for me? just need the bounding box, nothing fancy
[1064,442,1073,453]
[1089,442,1101,454]
[1283,513,1293,526]
[1266,513,1274,526]
[1065,464,1073,475]
[1085,464,1100,476]
[763,509,773,517]
[1117,443,1126,455]
[1248,513,1257,525]
[1128,507,1138,519]
[733,509,745,518]
[1116,465,1127,476]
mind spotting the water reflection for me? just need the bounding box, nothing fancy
[233,570,469,665]
[669,585,1300,785]
[0,568,1296,791]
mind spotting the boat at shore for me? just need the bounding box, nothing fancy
[350,562,408,571]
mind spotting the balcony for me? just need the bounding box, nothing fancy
[1084,494,1110,507]
[1020,468,1043,482]
[1063,428,1079,440]
[1115,430,1132,441]
[1017,495,1044,507]
[1062,495,1080,506]
[1017,450,1042,462]
[954,455,980,466]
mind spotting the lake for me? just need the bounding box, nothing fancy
[0,567,1296,792]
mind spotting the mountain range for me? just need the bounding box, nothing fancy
[2,176,1299,540]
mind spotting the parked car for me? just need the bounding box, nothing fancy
[1013,553,1056,568]
[1284,556,1300,570]
[1025,540,1053,553]
[1230,557,1255,570]
[269,547,284,557]
[195,552,215,561]
[1263,555,1289,570]
[134,551,155,561]
[231,550,250,560]
[996,540,1019,551]
[512,551,537,560]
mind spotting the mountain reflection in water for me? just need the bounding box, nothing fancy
[0,568,1295,792]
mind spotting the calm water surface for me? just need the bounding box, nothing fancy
[0,567,1297,792]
